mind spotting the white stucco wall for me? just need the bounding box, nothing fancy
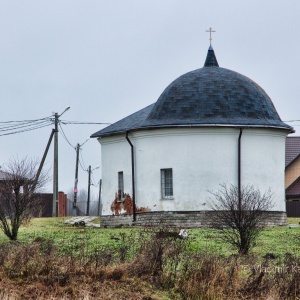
[241,129,287,211]
[99,127,288,215]
[99,136,132,215]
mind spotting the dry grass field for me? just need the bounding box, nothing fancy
[0,217,299,299]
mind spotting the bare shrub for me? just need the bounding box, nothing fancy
[0,239,64,281]
[93,247,115,267]
[128,227,190,287]
[0,157,48,240]
[177,253,241,299]
[0,239,164,299]
[209,184,274,255]
[266,253,300,299]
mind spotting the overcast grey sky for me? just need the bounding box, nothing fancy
[0,1,299,194]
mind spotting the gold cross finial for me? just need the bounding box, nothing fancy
[206,27,215,46]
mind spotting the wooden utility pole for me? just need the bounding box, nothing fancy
[52,107,70,217]
[86,165,91,216]
[53,113,59,217]
[33,129,55,191]
[73,143,80,209]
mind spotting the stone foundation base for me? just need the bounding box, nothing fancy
[100,211,287,228]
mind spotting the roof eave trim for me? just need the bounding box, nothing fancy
[91,123,293,138]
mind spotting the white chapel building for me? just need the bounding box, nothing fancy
[91,46,293,227]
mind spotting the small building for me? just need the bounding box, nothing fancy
[285,137,300,216]
[34,192,68,217]
[92,45,293,227]
[1,171,69,217]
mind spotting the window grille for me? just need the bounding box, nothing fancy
[161,168,173,198]
[118,171,124,201]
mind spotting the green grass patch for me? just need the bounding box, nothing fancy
[0,217,299,260]
[287,217,300,224]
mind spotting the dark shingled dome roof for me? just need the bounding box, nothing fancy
[92,47,293,138]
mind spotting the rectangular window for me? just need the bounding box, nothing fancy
[118,171,124,201]
[161,168,173,198]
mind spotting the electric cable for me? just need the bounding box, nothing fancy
[0,115,52,124]
[78,159,86,172]
[0,122,52,137]
[0,119,51,133]
[80,138,89,147]
[79,150,87,172]
[60,120,111,125]
[91,172,99,187]
[58,123,76,149]
[0,114,110,140]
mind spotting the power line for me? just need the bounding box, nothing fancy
[0,115,52,124]
[0,119,51,133]
[0,115,53,137]
[58,123,93,173]
[0,114,110,139]
[58,123,76,149]
[0,122,52,137]
[61,120,111,125]
[79,159,86,172]
[79,149,87,172]
[0,120,47,130]
[283,120,300,127]
[80,138,89,147]
[58,121,93,150]
[91,172,99,187]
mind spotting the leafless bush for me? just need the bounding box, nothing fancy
[176,253,241,299]
[0,157,48,240]
[128,227,190,288]
[266,253,300,299]
[209,184,274,255]
[0,239,61,280]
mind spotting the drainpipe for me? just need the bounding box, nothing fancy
[126,131,136,222]
[238,128,243,213]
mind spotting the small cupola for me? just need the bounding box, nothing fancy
[204,46,219,67]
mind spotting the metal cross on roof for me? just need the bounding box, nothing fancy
[206,27,215,46]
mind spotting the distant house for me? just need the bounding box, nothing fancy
[285,137,300,216]
[0,170,27,189]
[0,171,10,187]
[0,171,68,217]
[0,170,9,182]
[34,192,68,217]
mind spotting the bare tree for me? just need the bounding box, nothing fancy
[0,157,48,240]
[209,184,274,255]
